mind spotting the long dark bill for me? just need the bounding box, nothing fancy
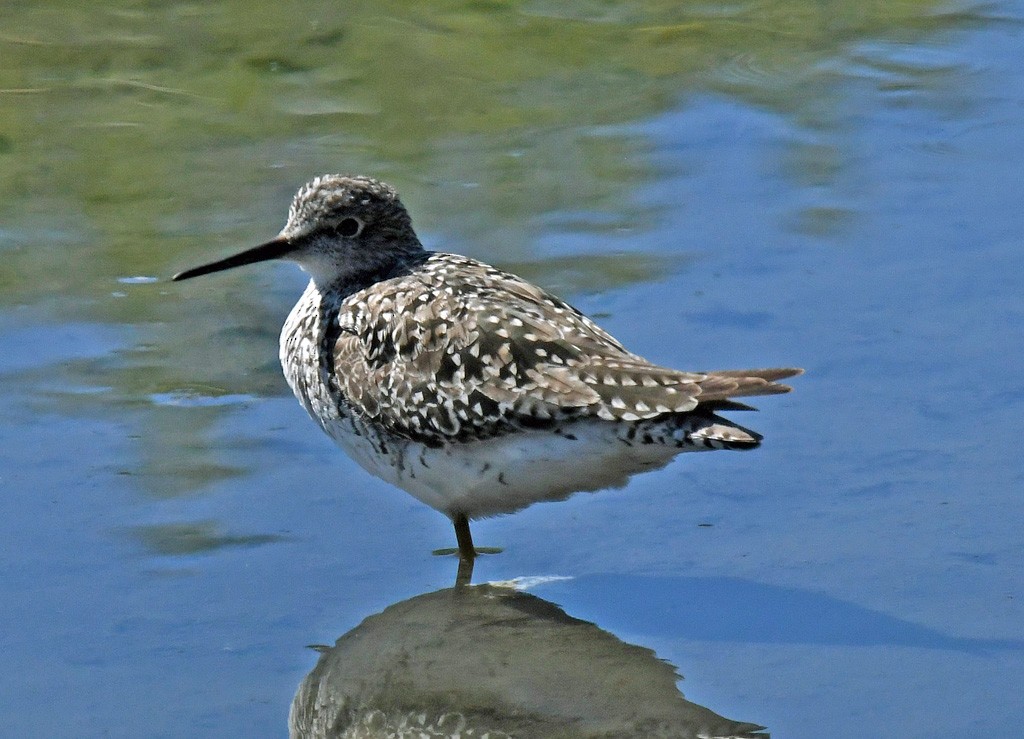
[172,237,294,281]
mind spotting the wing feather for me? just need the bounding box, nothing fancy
[332,254,799,443]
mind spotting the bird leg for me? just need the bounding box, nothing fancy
[453,513,476,562]
[432,514,503,567]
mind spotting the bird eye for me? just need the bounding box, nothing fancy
[334,218,363,238]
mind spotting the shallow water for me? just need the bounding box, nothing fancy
[1,1,1022,736]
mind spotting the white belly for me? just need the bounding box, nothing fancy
[320,415,683,519]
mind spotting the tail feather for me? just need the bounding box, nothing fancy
[697,367,803,401]
[686,415,763,450]
[699,399,759,412]
[676,369,800,450]
[711,367,803,383]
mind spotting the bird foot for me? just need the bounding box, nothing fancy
[431,546,503,557]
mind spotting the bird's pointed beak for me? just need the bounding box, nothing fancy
[172,236,295,281]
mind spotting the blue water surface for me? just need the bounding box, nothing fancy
[1,1,1022,737]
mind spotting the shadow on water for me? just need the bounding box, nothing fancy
[556,575,1024,654]
[290,578,768,739]
[124,520,289,556]
[290,552,1021,739]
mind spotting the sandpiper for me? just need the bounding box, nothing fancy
[174,175,800,564]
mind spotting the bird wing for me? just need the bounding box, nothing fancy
[333,254,799,444]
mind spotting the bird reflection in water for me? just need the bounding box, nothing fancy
[290,570,768,738]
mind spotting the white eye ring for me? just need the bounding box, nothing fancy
[334,217,363,238]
